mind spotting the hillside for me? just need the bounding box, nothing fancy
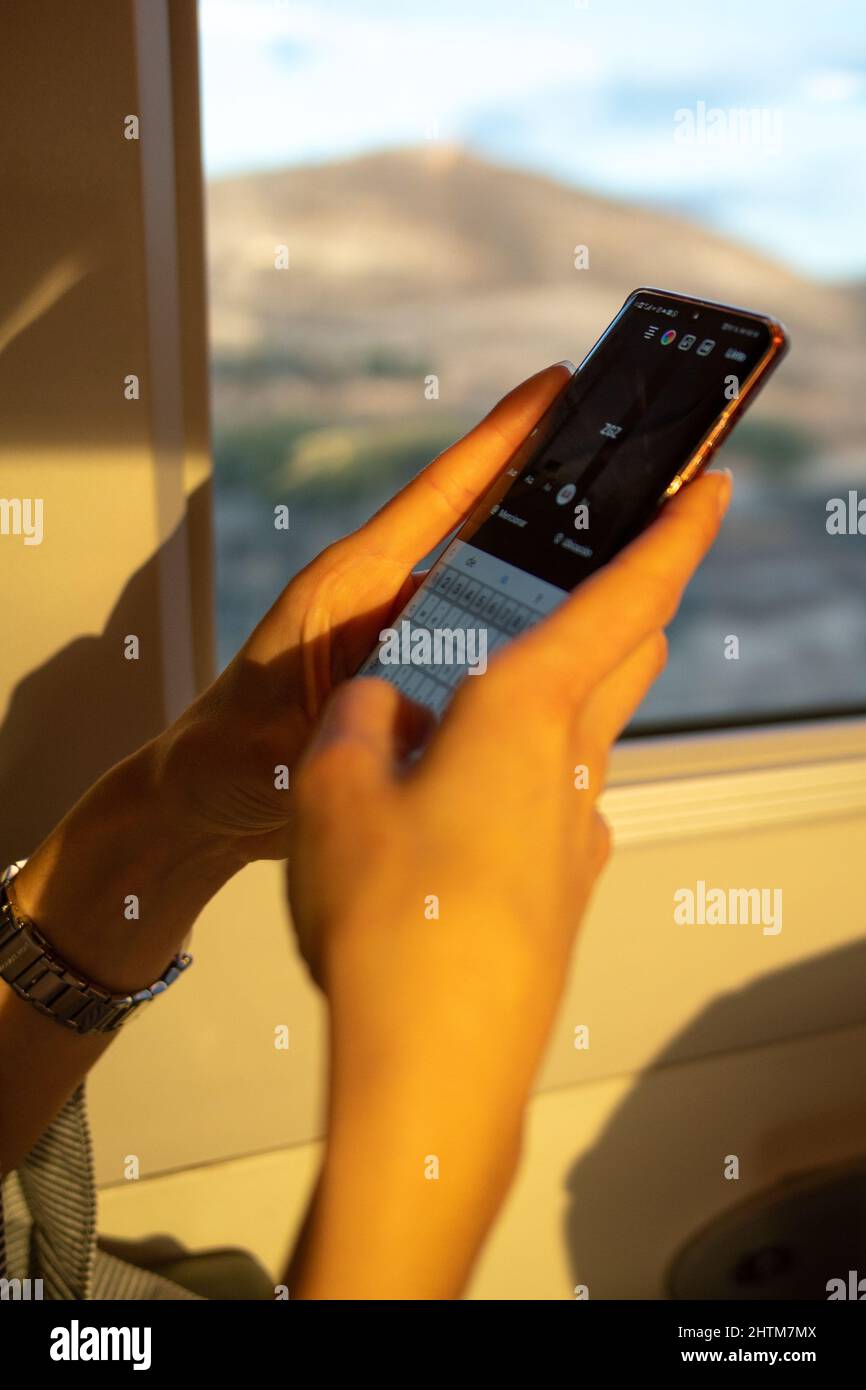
[206,148,866,714]
[206,145,864,479]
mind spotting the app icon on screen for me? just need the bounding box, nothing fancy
[660,329,677,346]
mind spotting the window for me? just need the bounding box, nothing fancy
[198,0,866,734]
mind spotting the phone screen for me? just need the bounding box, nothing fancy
[357,289,781,716]
[462,290,774,588]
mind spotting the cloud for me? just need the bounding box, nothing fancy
[197,0,866,277]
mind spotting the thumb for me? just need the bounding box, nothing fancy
[304,676,436,776]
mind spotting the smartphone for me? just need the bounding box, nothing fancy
[357,287,788,716]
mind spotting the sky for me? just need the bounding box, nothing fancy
[198,0,866,281]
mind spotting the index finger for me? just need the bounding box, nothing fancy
[490,469,732,709]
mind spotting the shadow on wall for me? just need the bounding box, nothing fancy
[565,934,866,1299]
[0,487,211,868]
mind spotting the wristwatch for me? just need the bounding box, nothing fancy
[0,863,192,1034]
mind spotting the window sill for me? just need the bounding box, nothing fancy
[604,716,866,846]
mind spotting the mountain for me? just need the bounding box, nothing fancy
[206,145,864,470]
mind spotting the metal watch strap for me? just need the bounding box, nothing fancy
[0,865,192,1034]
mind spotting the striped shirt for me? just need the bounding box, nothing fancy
[0,1083,200,1299]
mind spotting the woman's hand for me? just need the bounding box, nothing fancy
[156,364,575,861]
[286,468,731,1299]
[2,363,576,1174]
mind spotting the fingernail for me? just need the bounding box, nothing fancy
[715,467,733,516]
[556,359,576,374]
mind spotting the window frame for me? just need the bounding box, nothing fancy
[605,715,866,845]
